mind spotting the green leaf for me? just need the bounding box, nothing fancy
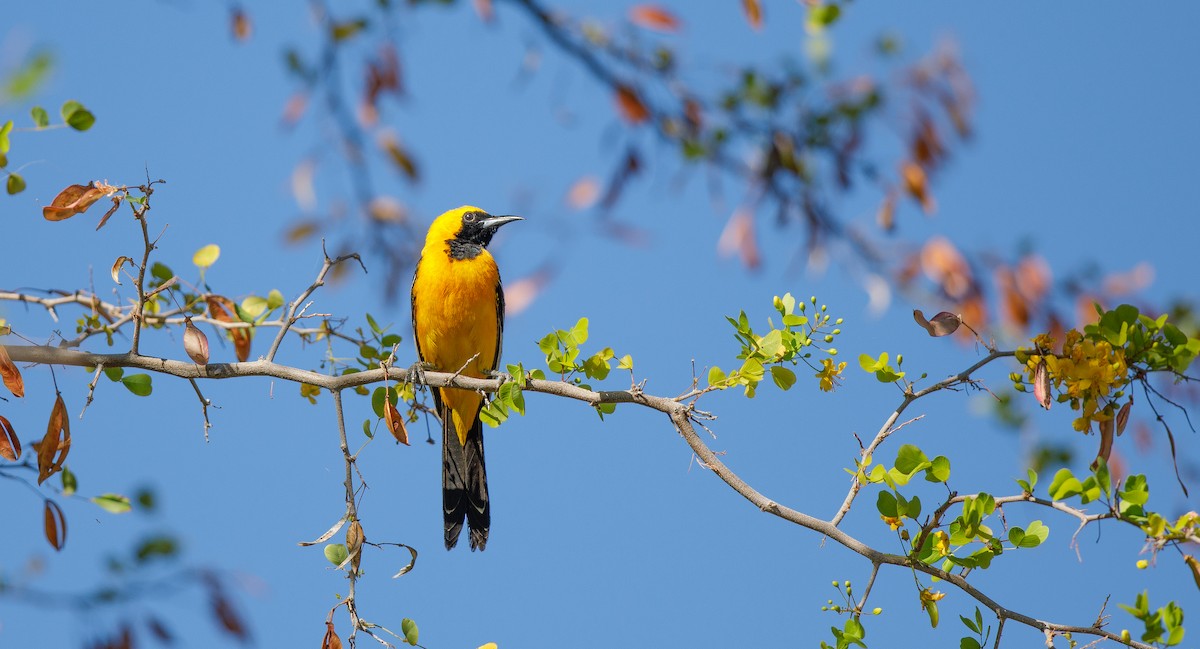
[959,638,981,649]
[61,466,78,496]
[925,456,951,483]
[150,262,174,282]
[707,366,726,387]
[135,535,179,562]
[959,614,980,635]
[858,352,881,373]
[1048,468,1083,501]
[267,289,285,310]
[0,120,12,154]
[121,373,153,397]
[30,106,49,128]
[401,618,419,646]
[876,490,898,518]
[617,354,634,370]
[324,543,349,566]
[894,444,930,475]
[6,173,26,195]
[569,317,589,346]
[103,367,124,381]
[62,101,95,131]
[241,295,268,320]
[91,493,132,514]
[1019,520,1049,547]
[331,18,369,42]
[366,312,383,335]
[770,365,796,390]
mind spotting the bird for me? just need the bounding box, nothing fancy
[411,206,522,550]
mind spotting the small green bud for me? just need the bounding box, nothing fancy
[831,581,839,587]
[828,348,837,355]
[844,580,851,588]
[896,354,903,364]
[1136,559,1148,569]
[832,329,841,335]
[799,302,807,312]
[835,318,843,325]
[821,304,827,312]
[810,296,817,304]
[872,607,882,615]
[824,335,834,343]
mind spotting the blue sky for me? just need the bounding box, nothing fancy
[1,2,1198,648]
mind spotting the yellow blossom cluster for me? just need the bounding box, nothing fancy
[816,359,847,392]
[1019,330,1128,432]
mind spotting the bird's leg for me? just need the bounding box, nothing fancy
[407,360,434,391]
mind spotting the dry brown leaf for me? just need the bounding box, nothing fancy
[381,135,419,181]
[0,344,24,398]
[566,176,601,210]
[206,296,252,362]
[1093,415,1115,470]
[36,394,70,485]
[877,189,897,232]
[995,267,1029,330]
[900,161,936,214]
[231,5,252,41]
[211,592,248,640]
[111,256,134,285]
[912,309,961,337]
[1033,360,1051,411]
[346,519,364,573]
[184,318,210,365]
[43,499,66,550]
[0,415,20,461]
[95,197,121,230]
[42,183,110,221]
[742,0,763,29]
[1014,254,1051,303]
[1115,399,1132,436]
[615,85,650,124]
[504,265,556,316]
[284,220,320,245]
[629,4,681,32]
[384,399,409,446]
[322,622,343,649]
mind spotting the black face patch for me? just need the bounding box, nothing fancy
[447,238,484,260]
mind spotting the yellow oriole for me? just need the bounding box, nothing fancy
[411,206,522,550]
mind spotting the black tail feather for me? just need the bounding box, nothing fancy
[442,411,490,550]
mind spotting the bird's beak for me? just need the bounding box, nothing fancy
[480,214,523,230]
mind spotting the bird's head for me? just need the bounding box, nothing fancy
[426,206,523,260]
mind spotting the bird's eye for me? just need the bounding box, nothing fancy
[463,212,478,223]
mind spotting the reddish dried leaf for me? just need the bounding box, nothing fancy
[1092,415,1115,471]
[0,344,24,398]
[1014,254,1051,303]
[95,197,121,230]
[957,296,987,340]
[920,236,972,299]
[322,622,343,649]
[504,264,556,316]
[615,85,650,124]
[1115,399,1132,436]
[877,189,897,232]
[184,318,210,365]
[37,394,70,485]
[717,208,761,270]
[231,5,252,41]
[913,309,961,337]
[384,399,409,446]
[1075,294,1102,328]
[146,616,174,644]
[629,4,681,32]
[211,593,248,641]
[900,161,936,214]
[742,0,763,30]
[911,111,944,168]
[42,183,109,221]
[284,220,320,244]
[280,92,309,128]
[995,267,1029,329]
[566,176,601,210]
[0,415,20,461]
[1033,360,1051,410]
[1102,262,1154,297]
[43,499,66,550]
[206,296,252,362]
[472,0,494,22]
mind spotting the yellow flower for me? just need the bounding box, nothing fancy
[816,358,847,392]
